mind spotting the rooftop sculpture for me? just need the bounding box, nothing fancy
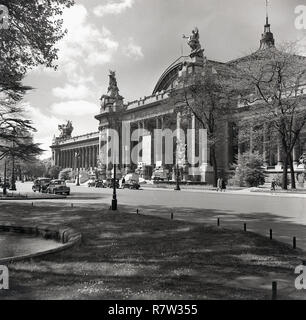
[183,27,204,58]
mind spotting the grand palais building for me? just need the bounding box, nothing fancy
[50,16,306,184]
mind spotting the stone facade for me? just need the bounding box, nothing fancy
[51,20,306,184]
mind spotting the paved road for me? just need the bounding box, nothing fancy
[3,182,306,252]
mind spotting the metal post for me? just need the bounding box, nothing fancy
[244,223,247,232]
[270,229,273,240]
[75,152,80,186]
[3,160,7,196]
[293,237,297,249]
[272,281,277,300]
[174,164,181,191]
[111,164,117,211]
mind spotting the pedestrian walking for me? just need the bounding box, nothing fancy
[221,179,226,192]
[217,178,222,192]
[271,179,276,192]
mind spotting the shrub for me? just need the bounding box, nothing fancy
[233,152,266,187]
[59,168,72,181]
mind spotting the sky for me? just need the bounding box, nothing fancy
[23,0,306,158]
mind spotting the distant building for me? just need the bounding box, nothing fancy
[51,15,306,184]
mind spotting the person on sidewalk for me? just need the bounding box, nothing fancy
[221,179,227,192]
[271,179,276,192]
[217,178,222,192]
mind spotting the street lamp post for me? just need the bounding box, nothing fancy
[111,163,117,210]
[75,152,80,186]
[174,163,181,191]
[3,160,7,196]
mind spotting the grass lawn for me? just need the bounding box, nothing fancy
[0,202,305,300]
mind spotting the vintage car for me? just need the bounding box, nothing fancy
[104,178,120,189]
[46,180,70,195]
[87,179,96,187]
[32,178,52,193]
[95,180,105,188]
[123,180,140,190]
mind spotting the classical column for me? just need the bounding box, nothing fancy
[66,151,69,168]
[155,117,161,168]
[92,146,95,168]
[94,145,98,168]
[85,147,89,169]
[174,112,182,180]
[80,148,84,169]
[88,146,92,169]
[58,151,62,168]
[71,150,74,169]
[54,150,57,166]
[122,121,131,174]
[65,151,68,168]
[84,148,87,169]
[190,114,196,178]
[67,150,70,168]
[138,121,142,165]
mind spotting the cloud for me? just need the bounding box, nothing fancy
[94,0,135,17]
[55,5,119,80]
[52,84,93,100]
[24,103,64,158]
[123,38,144,60]
[51,100,99,117]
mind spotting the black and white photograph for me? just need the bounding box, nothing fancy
[1,0,306,307]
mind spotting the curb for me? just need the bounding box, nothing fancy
[0,195,67,201]
[0,223,82,264]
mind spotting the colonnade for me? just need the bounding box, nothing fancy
[53,145,99,170]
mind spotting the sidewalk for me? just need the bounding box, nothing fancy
[141,185,306,198]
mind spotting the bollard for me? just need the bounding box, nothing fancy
[137,209,139,215]
[244,223,247,232]
[272,281,277,300]
[270,229,273,240]
[171,213,174,220]
[71,204,74,208]
[31,202,34,207]
[293,237,297,249]
[217,218,220,227]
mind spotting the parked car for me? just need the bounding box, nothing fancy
[153,177,165,182]
[95,180,105,188]
[123,180,140,190]
[46,180,70,195]
[87,179,96,187]
[32,178,51,193]
[104,178,120,189]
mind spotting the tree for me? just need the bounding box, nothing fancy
[0,0,74,75]
[234,152,266,187]
[0,99,42,161]
[169,62,237,187]
[15,160,45,180]
[46,166,62,179]
[59,168,72,181]
[234,44,306,189]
